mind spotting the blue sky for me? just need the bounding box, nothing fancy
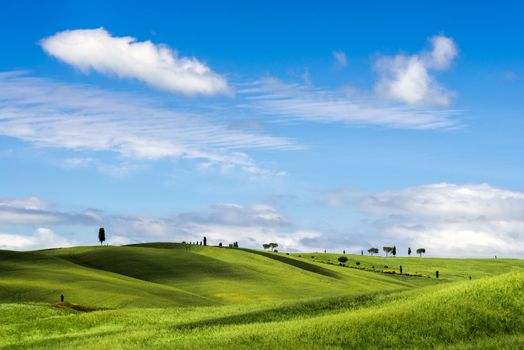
[1,1,523,256]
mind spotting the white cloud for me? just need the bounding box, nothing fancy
[104,203,323,251]
[41,28,231,96]
[375,35,458,106]
[354,183,524,257]
[0,72,296,175]
[106,235,132,246]
[0,227,76,251]
[427,35,458,70]
[241,78,458,129]
[332,50,347,67]
[0,196,101,225]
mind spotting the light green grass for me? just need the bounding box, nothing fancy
[1,244,522,349]
[0,271,522,349]
[290,251,524,281]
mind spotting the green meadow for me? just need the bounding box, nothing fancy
[1,243,523,349]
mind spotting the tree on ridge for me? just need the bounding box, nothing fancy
[383,246,393,256]
[368,247,379,256]
[98,228,106,246]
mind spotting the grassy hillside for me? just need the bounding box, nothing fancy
[0,270,522,349]
[1,244,522,349]
[1,244,418,307]
[290,252,524,281]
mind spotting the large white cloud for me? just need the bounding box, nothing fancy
[375,35,458,106]
[0,228,76,251]
[41,28,231,96]
[354,183,524,257]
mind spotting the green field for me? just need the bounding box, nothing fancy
[1,243,523,349]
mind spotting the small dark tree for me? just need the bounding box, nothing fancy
[268,243,278,252]
[61,294,64,303]
[416,248,426,257]
[219,242,222,247]
[338,256,348,264]
[361,250,364,256]
[383,246,393,256]
[408,247,412,256]
[399,265,403,274]
[203,236,207,246]
[263,243,270,250]
[436,270,439,279]
[392,246,397,257]
[368,247,379,256]
[343,250,346,254]
[98,227,106,246]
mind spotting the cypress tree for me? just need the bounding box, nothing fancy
[98,228,106,246]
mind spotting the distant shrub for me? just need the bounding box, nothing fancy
[286,253,289,255]
[298,255,302,257]
[337,256,348,263]
[274,249,278,253]
[311,256,315,259]
[416,248,426,257]
[218,242,222,247]
[384,265,388,269]
[356,261,360,266]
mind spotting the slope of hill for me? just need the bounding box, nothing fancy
[0,244,522,349]
[1,244,417,308]
[0,269,521,349]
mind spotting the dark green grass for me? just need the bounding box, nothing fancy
[1,245,414,308]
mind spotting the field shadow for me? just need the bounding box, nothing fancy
[240,249,342,279]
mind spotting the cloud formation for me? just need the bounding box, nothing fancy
[3,184,524,257]
[41,28,231,96]
[0,72,296,175]
[0,196,100,225]
[0,196,323,252]
[375,35,458,106]
[351,183,524,257]
[242,78,458,129]
[0,227,76,251]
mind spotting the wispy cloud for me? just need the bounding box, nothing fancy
[240,77,459,129]
[0,196,100,225]
[332,50,347,68]
[41,28,231,96]
[0,72,297,175]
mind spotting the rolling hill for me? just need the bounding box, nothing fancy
[0,243,522,349]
